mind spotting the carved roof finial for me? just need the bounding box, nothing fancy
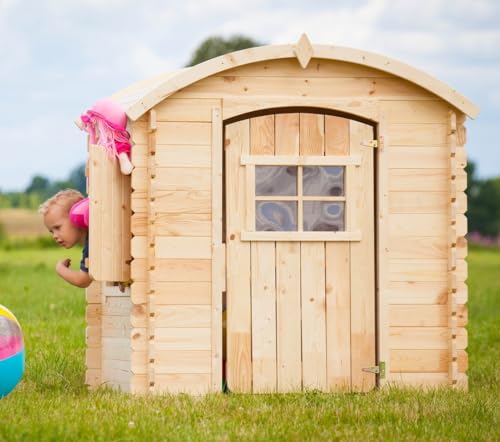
[293,33,314,69]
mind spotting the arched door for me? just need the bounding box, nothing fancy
[224,111,376,393]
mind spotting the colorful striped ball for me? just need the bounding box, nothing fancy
[0,305,24,398]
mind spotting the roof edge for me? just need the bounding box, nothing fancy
[125,42,480,120]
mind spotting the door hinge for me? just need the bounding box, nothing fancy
[360,139,379,148]
[362,361,386,379]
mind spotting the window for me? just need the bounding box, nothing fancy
[240,154,362,242]
[255,165,346,232]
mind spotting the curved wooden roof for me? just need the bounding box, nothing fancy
[112,38,479,120]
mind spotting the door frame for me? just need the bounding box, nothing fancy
[217,104,389,390]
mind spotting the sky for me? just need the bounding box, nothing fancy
[0,0,499,191]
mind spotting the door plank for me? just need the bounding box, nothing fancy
[225,120,252,392]
[300,113,327,390]
[349,120,376,392]
[325,116,352,391]
[275,114,302,391]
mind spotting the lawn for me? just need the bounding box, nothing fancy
[0,246,498,441]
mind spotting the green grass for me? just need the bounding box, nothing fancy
[0,247,499,441]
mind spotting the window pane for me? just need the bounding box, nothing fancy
[256,201,297,231]
[303,201,345,231]
[256,166,297,196]
[303,166,344,196]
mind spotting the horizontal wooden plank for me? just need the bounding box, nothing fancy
[131,304,147,328]
[132,236,212,259]
[85,368,101,389]
[455,169,467,191]
[386,372,467,388]
[131,190,147,212]
[154,327,211,350]
[86,281,102,304]
[131,259,211,282]
[241,154,361,166]
[132,213,211,237]
[102,296,131,316]
[102,315,132,338]
[155,98,220,122]
[390,304,467,327]
[389,169,449,192]
[102,283,129,297]
[389,214,446,236]
[130,351,147,375]
[130,374,148,394]
[131,281,211,305]
[220,59,392,78]
[153,350,212,374]
[456,192,467,214]
[389,326,467,350]
[456,214,467,237]
[156,145,211,168]
[174,76,435,100]
[456,258,467,281]
[390,259,464,282]
[86,304,102,326]
[131,144,211,169]
[156,237,212,259]
[154,373,211,395]
[241,231,361,242]
[456,236,468,259]
[389,236,447,259]
[86,326,101,347]
[132,190,211,213]
[388,146,449,169]
[132,122,211,145]
[222,97,379,121]
[102,361,132,385]
[102,337,132,360]
[154,190,211,213]
[381,100,449,124]
[389,124,448,146]
[131,144,147,168]
[131,328,147,351]
[456,146,467,169]
[391,349,467,373]
[85,348,101,369]
[389,192,448,214]
[387,281,467,305]
[389,259,447,282]
[102,359,131,373]
[154,305,211,327]
[132,168,211,192]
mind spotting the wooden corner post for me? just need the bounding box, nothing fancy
[147,109,157,392]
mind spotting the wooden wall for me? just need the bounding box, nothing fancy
[130,98,222,394]
[85,282,137,392]
[115,57,468,392]
[381,102,468,388]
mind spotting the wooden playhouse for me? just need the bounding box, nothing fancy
[84,35,479,394]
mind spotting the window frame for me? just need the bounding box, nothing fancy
[241,154,362,242]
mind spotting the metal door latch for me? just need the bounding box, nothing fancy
[362,361,386,379]
[360,139,379,148]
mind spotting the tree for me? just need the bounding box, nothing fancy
[68,163,86,195]
[466,160,500,237]
[26,175,50,194]
[186,35,263,67]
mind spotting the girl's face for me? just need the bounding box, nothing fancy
[44,204,86,248]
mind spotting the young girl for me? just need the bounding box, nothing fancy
[39,189,92,288]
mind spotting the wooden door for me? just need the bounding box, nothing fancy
[225,111,375,393]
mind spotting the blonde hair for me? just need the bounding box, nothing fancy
[38,189,84,216]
